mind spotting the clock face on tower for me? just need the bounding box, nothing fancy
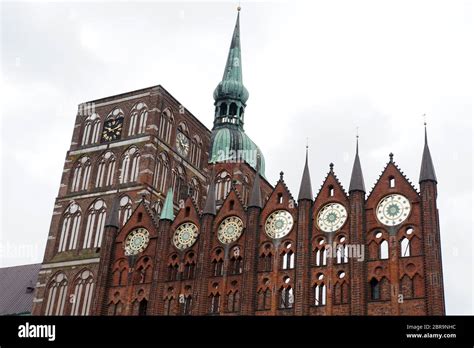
[176,132,190,157]
[265,210,294,239]
[376,194,411,226]
[217,216,244,244]
[101,118,123,142]
[124,228,150,256]
[317,203,347,232]
[173,222,198,250]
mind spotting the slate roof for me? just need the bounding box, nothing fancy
[0,263,41,315]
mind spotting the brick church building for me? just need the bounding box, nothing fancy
[32,9,445,316]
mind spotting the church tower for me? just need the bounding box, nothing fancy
[207,8,272,207]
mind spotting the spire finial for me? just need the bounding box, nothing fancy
[356,127,359,154]
[279,171,284,181]
[329,163,334,172]
[419,119,437,184]
[389,152,394,162]
[298,145,313,201]
[349,135,366,193]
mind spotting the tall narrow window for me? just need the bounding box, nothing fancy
[400,237,411,257]
[181,295,192,315]
[210,294,220,314]
[71,156,91,192]
[58,203,82,252]
[370,278,380,300]
[83,200,107,249]
[138,299,148,316]
[380,240,389,260]
[119,196,133,226]
[70,270,95,316]
[279,287,294,309]
[212,259,224,277]
[81,122,91,146]
[164,297,174,316]
[45,273,68,316]
[314,283,326,306]
[91,119,101,144]
[260,253,272,272]
[227,291,240,312]
[95,151,115,188]
[120,147,140,183]
[282,250,295,270]
[81,113,100,146]
[389,177,395,188]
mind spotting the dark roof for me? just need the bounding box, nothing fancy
[297,147,313,201]
[349,138,366,193]
[419,126,437,183]
[0,263,41,315]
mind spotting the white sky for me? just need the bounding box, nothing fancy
[0,0,472,314]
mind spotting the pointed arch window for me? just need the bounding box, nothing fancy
[159,108,174,143]
[183,253,196,280]
[164,296,175,316]
[172,165,186,202]
[83,200,107,249]
[128,102,148,136]
[108,300,123,316]
[70,270,95,316]
[279,287,294,309]
[229,256,243,275]
[120,147,140,183]
[400,237,411,257]
[190,135,202,168]
[227,291,240,312]
[71,156,91,192]
[370,278,380,300]
[95,151,116,188]
[189,177,200,203]
[259,252,272,272]
[314,283,326,306]
[153,152,170,193]
[210,293,221,314]
[58,203,82,252]
[81,113,101,146]
[315,239,328,266]
[281,243,295,270]
[257,288,272,310]
[45,273,68,316]
[180,295,192,315]
[118,196,133,226]
[380,240,389,260]
[215,171,231,201]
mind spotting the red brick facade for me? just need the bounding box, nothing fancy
[32,86,446,315]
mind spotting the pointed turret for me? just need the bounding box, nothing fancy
[202,170,217,215]
[349,137,366,193]
[419,124,437,183]
[105,195,120,229]
[160,188,175,221]
[298,146,313,201]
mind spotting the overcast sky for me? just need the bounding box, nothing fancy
[0,0,472,314]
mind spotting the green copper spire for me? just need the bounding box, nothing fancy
[213,9,249,129]
[160,188,175,221]
[209,8,265,176]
